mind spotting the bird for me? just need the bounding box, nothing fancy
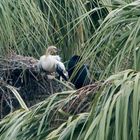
[37,46,68,81]
[67,55,91,89]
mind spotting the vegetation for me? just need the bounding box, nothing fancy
[0,0,140,140]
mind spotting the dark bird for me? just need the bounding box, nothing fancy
[67,55,91,89]
[37,46,68,81]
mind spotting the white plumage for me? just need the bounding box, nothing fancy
[52,55,61,61]
[39,55,65,72]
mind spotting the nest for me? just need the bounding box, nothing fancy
[0,52,68,119]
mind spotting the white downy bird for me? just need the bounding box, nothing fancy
[38,46,68,81]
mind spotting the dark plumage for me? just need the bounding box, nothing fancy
[67,55,91,89]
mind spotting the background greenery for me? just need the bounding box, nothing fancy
[0,0,140,140]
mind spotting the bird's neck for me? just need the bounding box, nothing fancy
[45,50,50,57]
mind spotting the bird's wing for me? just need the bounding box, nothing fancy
[56,62,68,81]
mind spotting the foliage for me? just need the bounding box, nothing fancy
[79,0,140,81]
[45,70,140,140]
[0,0,107,59]
[0,0,140,140]
[0,70,140,140]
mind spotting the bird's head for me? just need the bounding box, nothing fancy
[46,46,59,55]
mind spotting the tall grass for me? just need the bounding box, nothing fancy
[80,1,140,80]
[46,70,140,140]
[0,70,140,140]
[0,0,140,140]
[0,0,107,59]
